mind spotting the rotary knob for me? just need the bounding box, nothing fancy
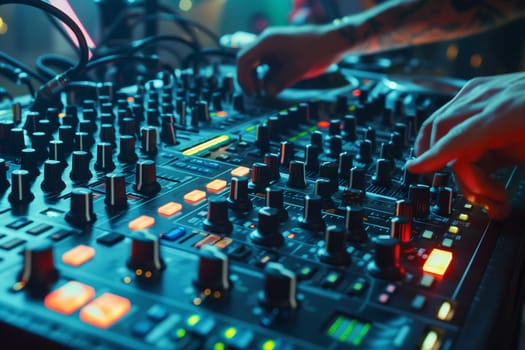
[65,187,97,227]
[304,144,320,172]
[203,197,233,234]
[266,187,288,222]
[338,152,353,179]
[356,140,372,164]
[318,226,351,266]
[141,126,158,156]
[41,160,66,193]
[58,125,74,153]
[193,245,231,294]
[134,160,161,196]
[160,114,177,145]
[94,142,115,173]
[0,158,10,192]
[20,148,40,179]
[105,173,128,209]
[298,194,326,233]
[390,216,414,254]
[255,124,270,152]
[70,151,92,182]
[344,206,368,243]
[227,176,252,213]
[17,240,59,296]
[8,169,34,204]
[279,141,295,166]
[127,231,165,277]
[367,235,406,281]
[118,135,139,164]
[409,184,430,219]
[432,187,453,217]
[249,162,271,193]
[263,153,280,182]
[100,124,116,147]
[259,262,298,310]
[286,161,307,189]
[250,207,284,247]
[372,158,391,187]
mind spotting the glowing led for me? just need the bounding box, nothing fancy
[317,121,330,129]
[186,314,201,327]
[182,135,230,156]
[231,166,250,177]
[80,293,131,328]
[44,281,95,315]
[62,245,95,267]
[458,213,469,221]
[437,301,454,321]
[262,339,276,350]
[420,330,440,350]
[179,0,193,12]
[224,326,237,339]
[216,111,228,117]
[214,342,226,350]
[158,202,182,217]
[352,89,361,97]
[206,179,227,194]
[128,215,155,230]
[448,225,459,234]
[175,328,186,339]
[184,190,206,205]
[423,249,453,276]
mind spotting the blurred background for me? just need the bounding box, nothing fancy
[0,0,524,97]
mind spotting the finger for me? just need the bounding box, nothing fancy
[406,115,486,173]
[452,161,508,203]
[236,39,272,95]
[262,63,302,97]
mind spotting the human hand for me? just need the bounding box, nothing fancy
[406,72,525,219]
[236,25,347,97]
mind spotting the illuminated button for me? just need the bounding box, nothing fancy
[419,274,435,288]
[44,281,95,315]
[411,295,427,310]
[80,293,131,328]
[185,313,216,336]
[261,339,276,350]
[206,179,227,194]
[420,330,440,350]
[221,326,254,348]
[231,166,250,177]
[421,230,434,240]
[297,265,317,280]
[448,225,459,234]
[129,215,155,230]
[214,237,233,249]
[184,190,206,205]
[436,301,455,321]
[323,271,342,288]
[463,203,473,210]
[62,245,95,267]
[441,238,453,248]
[347,278,368,296]
[423,249,453,276]
[458,213,469,221]
[378,293,390,304]
[317,121,330,129]
[158,202,182,217]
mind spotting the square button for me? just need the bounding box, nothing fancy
[184,190,206,205]
[448,226,459,234]
[230,166,249,177]
[421,230,434,240]
[62,245,95,267]
[158,202,182,217]
[80,293,131,328]
[129,215,155,231]
[206,179,227,194]
[45,281,95,315]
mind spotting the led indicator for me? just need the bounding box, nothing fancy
[182,135,230,156]
[184,190,206,205]
[224,326,237,339]
[317,121,330,129]
[206,179,227,194]
[44,281,95,315]
[186,314,201,327]
[80,293,131,328]
[423,249,453,276]
[216,111,228,117]
[437,301,454,321]
[158,202,182,217]
[421,330,440,350]
[128,215,155,231]
[62,245,95,267]
[231,166,250,177]
[261,339,276,350]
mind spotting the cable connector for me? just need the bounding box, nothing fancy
[30,73,69,112]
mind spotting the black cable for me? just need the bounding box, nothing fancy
[36,54,76,80]
[0,62,36,97]
[0,52,46,83]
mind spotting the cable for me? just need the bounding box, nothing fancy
[0,52,46,84]
[0,62,36,97]
[36,54,76,80]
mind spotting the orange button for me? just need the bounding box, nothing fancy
[231,166,249,177]
[128,215,155,230]
[423,248,453,276]
[158,202,182,217]
[206,179,227,194]
[184,190,206,205]
[62,245,95,267]
[45,281,95,315]
[80,293,131,328]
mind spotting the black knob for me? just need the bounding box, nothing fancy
[279,141,295,166]
[319,162,339,195]
[328,135,343,159]
[263,153,280,181]
[194,245,231,293]
[212,92,222,110]
[251,207,284,247]
[74,131,93,153]
[17,240,59,296]
[328,119,341,136]
[141,126,158,155]
[315,178,334,209]
[30,132,49,161]
[41,160,66,193]
[310,131,323,151]
[176,98,187,126]
[195,100,210,122]
[364,126,376,150]
[338,152,353,179]
[409,184,430,219]
[380,142,395,163]
[356,140,372,163]
[118,135,138,164]
[372,158,391,186]
[65,187,97,227]
[20,148,40,179]
[402,164,419,187]
[298,194,326,233]
[343,115,357,141]
[8,169,34,204]
[134,160,161,196]
[58,125,74,153]
[70,151,92,182]
[48,140,67,168]
[203,197,233,234]
[10,128,26,155]
[259,262,298,310]
[304,144,320,172]
[394,122,408,148]
[395,199,413,219]
[227,176,252,212]
[267,116,280,141]
[160,114,177,145]
[105,173,128,209]
[432,187,453,217]
[23,111,40,135]
[121,117,137,137]
[0,158,10,192]
[94,142,115,173]
[287,160,307,189]
[100,124,116,147]
[78,120,95,145]
[266,187,288,222]
[297,102,310,123]
[390,216,414,253]
[367,235,406,281]
[255,124,270,152]
[146,108,160,126]
[348,166,366,192]
[318,225,351,265]
[344,206,367,243]
[127,231,165,277]
[249,162,271,193]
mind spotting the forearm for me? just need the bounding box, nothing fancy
[326,0,525,56]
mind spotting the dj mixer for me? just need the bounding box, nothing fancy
[0,65,524,350]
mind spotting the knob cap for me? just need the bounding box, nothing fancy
[249,163,271,193]
[65,187,97,227]
[30,132,49,161]
[259,262,298,310]
[94,142,115,173]
[356,140,372,163]
[203,197,233,234]
[279,141,295,166]
[304,144,320,172]
[105,173,128,209]
[372,158,391,186]
[319,162,339,195]
[227,176,252,212]
[118,135,138,163]
[58,125,74,153]
[194,245,231,293]
[432,187,453,217]
[344,206,367,243]
[48,140,67,168]
[127,231,165,277]
[367,235,406,281]
[338,152,353,179]
[160,114,177,145]
[266,187,288,222]
[255,124,270,152]
[287,160,307,189]
[395,199,413,219]
[390,216,414,254]
[141,126,158,155]
[263,153,280,181]
[20,148,40,179]
[315,178,334,209]
[100,124,116,147]
[8,169,34,204]
[134,160,161,196]
[18,240,59,296]
[41,160,66,193]
[298,194,326,233]
[343,115,357,141]
[0,158,10,192]
[409,184,430,219]
[251,207,284,247]
[70,151,92,182]
[328,135,343,159]
[318,226,351,265]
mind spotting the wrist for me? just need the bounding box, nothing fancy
[322,17,362,57]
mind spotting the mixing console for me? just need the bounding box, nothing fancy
[0,65,524,350]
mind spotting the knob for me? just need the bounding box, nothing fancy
[74,131,93,153]
[57,125,74,153]
[259,262,298,310]
[194,245,231,293]
[348,166,366,192]
[356,140,372,163]
[394,122,408,148]
[233,92,244,112]
[263,153,280,182]
[402,164,419,187]
[344,206,367,243]
[338,152,353,179]
[48,140,67,168]
[127,231,165,277]
[328,119,341,136]
[17,240,59,296]
[70,151,92,182]
[279,141,295,166]
[141,126,158,155]
[8,169,34,204]
[10,128,26,155]
[176,98,187,126]
[160,114,177,145]
[94,142,115,173]
[146,108,160,126]
[432,187,453,217]
[118,135,138,164]
[390,216,414,254]
[315,178,334,209]
[409,184,430,219]
[267,116,280,141]
[343,115,357,141]
[105,173,128,209]
[30,132,49,161]
[41,160,66,193]
[249,162,271,193]
[298,194,326,233]
[319,162,339,195]
[372,158,391,186]
[287,161,307,189]
[380,142,395,163]
[266,187,288,222]
[318,226,351,265]
[20,148,40,179]
[134,160,161,196]
[65,187,97,227]
[203,197,233,234]
[310,131,323,151]
[0,158,9,192]
[367,235,406,281]
[395,199,413,219]
[78,120,95,145]
[250,207,284,247]
[297,102,310,123]
[227,176,252,212]
[328,135,343,159]
[364,127,376,150]
[212,92,222,110]
[195,100,210,122]
[304,144,320,172]
[255,124,270,152]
